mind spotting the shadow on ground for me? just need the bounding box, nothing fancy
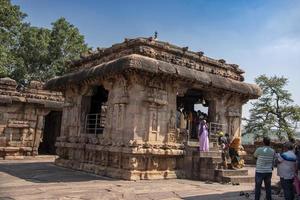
[0,161,113,183]
[183,189,283,200]
[184,190,254,200]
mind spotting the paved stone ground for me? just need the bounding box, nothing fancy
[0,156,283,200]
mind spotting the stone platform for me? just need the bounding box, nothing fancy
[0,156,283,200]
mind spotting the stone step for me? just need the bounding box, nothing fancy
[215,169,248,177]
[186,140,219,146]
[216,161,234,169]
[209,142,219,149]
[199,157,223,167]
[188,143,218,150]
[199,151,222,158]
[187,141,199,147]
[199,156,222,162]
[222,175,255,184]
[209,134,219,138]
[209,147,220,152]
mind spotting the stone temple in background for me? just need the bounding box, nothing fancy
[45,37,261,181]
[0,78,64,159]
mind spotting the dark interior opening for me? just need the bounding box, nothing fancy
[89,85,108,114]
[176,89,209,139]
[38,111,62,155]
[86,85,109,134]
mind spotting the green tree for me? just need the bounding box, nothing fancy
[244,75,300,141]
[0,0,26,77]
[48,17,89,77]
[12,18,89,82]
[12,26,51,81]
[0,1,89,82]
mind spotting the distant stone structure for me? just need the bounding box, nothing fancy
[45,37,261,181]
[0,77,64,159]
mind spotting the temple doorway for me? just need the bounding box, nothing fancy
[38,111,62,155]
[84,85,108,135]
[176,89,210,140]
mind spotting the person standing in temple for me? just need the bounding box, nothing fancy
[277,142,297,200]
[254,137,275,200]
[218,132,229,169]
[199,120,209,152]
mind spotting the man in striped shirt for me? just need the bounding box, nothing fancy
[254,137,275,200]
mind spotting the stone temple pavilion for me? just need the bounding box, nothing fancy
[45,37,261,181]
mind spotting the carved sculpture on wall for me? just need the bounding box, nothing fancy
[151,157,159,170]
[168,133,177,143]
[147,105,159,142]
[120,76,129,98]
[168,110,176,131]
[152,111,158,131]
[113,154,120,167]
[129,157,138,169]
[20,128,28,143]
[167,110,177,143]
[112,103,125,137]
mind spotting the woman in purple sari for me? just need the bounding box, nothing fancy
[199,120,209,152]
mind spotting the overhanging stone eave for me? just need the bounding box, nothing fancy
[44,54,262,98]
[0,95,64,109]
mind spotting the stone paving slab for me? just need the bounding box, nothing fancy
[0,156,283,200]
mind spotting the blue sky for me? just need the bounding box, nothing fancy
[12,0,300,117]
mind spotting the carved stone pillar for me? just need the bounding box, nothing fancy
[104,76,128,144]
[205,92,229,126]
[226,96,248,139]
[166,83,180,144]
[99,79,114,140]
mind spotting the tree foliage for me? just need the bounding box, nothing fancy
[244,75,300,141]
[0,0,89,82]
[48,18,88,77]
[0,0,26,77]
[13,26,51,81]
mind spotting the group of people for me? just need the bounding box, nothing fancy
[254,137,299,200]
[176,107,210,151]
[177,108,208,139]
[177,107,246,170]
[199,123,245,169]
[200,124,299,199]
[180,106,299,199]
[217,131,245,169]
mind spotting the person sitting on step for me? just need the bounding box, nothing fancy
[229,137,245,169]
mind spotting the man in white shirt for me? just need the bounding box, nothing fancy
[254,137,275,200]
[277,142,297,200]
